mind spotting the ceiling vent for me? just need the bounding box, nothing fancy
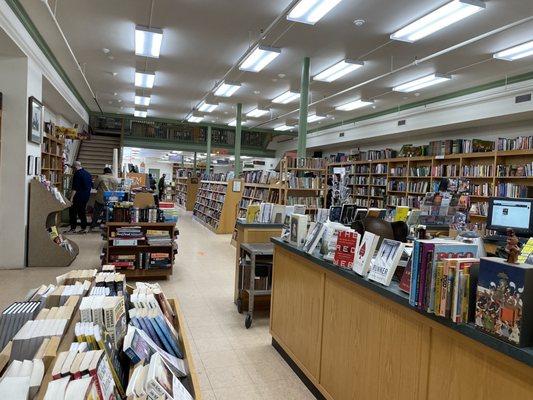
[339,132,345,137]
[398,119,407,126]
[515,94,532,104]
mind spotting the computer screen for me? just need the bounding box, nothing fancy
[487,197,533,234]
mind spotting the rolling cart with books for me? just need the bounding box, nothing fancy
[237,243,274,329]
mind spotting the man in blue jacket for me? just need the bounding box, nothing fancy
[68,161,93,233]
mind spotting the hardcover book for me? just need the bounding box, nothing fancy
[302,222,326,255]
[353,231,379,276]
[340,204,358,225]
[475,257,533,347]
[333,230,360,269]
[329,206,342,222]
[368,239,405,286]
[289,214,308,247]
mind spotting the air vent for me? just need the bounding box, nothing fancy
[339,132,345,137]
[398,119,406,126]
[515,94,532,104]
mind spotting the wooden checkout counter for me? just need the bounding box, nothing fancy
[270,237,533,400]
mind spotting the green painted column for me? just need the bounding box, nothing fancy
[193,152,197,175]
[297,57,310,159]
[234,103,242,176]
[206,126,212,174]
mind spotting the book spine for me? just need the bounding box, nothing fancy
[409,242,420,307]
[434,265,443,316]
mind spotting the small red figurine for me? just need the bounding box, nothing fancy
[506,228,520,264]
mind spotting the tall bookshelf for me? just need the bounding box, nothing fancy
[327,148,533,220]
[193,179,243,233]
[175,176,199,211]
[281,156,327,213]
[41,133,64,190]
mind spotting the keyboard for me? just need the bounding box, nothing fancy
[484,235,528,244]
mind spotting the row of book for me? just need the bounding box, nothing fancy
[242,170,279,184]
[409,166,431,177]
[497,135,533,151]
[286,157,327,169]
[196,197,222,211]
[426,139,465,156]
[146,230,173,246]
[371,177,387,186]
[496,163,533,177]
[388,180,407,192]
[431,164,459,177]
[351,176,369,185]
[462,164,494,177]
[495,183,529,197]
[286,196,324,208]
[371,163,388,174]
[352,165,370,174]
[287,176,322,189]
[408,181,430,193]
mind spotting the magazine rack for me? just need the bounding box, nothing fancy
[27,180,79,267]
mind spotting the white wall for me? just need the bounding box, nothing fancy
[0,56,42,268]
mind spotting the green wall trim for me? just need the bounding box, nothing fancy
[309,70,533,134]
[123,136,276,158]
[6,0,90,113]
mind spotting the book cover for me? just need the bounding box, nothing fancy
[394,206,409,222]
[246,204,260,223]
[289,214,308,247]
[353,231,379,276]
[302,222,326,255]
[475,257,533,347]
[368,239,405,286]
[333,230,359,269]
[399,256,412,293]
[340,204,357,225]
[329,206,342,222]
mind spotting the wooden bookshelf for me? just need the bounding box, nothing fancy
[281,156,327,212]
[41,133,65,191]
[104,222,176,279]
[327,149,533,218]
[175,177,199,211]
[193,179,243,234]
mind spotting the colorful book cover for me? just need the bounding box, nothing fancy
[333,231,359,269]
[394,206,409,222]
[399,256,412,293]
[368,239,405,286]
[409,241,421,306]
[353,231,379,276]
[475,258,533,347]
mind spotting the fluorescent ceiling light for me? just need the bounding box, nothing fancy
[135,95,151,106]
[335,99,373,111]
[198,100,218,113]
[313,59,363,82]
[135,25,163,58]
[307,113,326,123]
[246,108,270,118]
[391,0,485,43]
[274,124,295,131]
[493,41,533,61]
[214,81,241,97]
[135,71,155,88]
[287,0,343,25]
[272,90,300,104]
[240,45,281,73]
[393,73,451,92]
[187,115,203,123]
[134,110,147,118]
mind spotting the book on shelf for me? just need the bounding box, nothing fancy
[353,231,380,276]
[368,239,405,286]
[475,257,533,347]
[497,135,533,151]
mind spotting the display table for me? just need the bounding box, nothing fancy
[233,220,283,307]
[270,238,533,400]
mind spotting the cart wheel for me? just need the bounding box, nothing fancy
[245,314,252,329]
[236,298,243,314]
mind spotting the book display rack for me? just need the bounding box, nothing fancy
[192,179,243,234]
[328,149,533,218]
[103,222,177,279]
[41,133,64,191]
[27,180,79,267]
[175,177,199,212]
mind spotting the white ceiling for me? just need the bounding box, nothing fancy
[17,0,533,132]
[123,147,258,163]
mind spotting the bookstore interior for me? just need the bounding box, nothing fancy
[1,0,533,399]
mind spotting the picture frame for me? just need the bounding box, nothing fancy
[28,96,43,144]
[27,155,34,176]
[35,156,41,176]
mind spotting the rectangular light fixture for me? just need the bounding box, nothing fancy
[274,124,295,131]
[135,71,155,88]
[313,59,363,82]
[135,95,151,106]
[134,110,147,118]
[198,100,218,113]
[335,99,373,111]
[187,115,203,123]
[393,73,451,92]
[307,113,326,123]
[228,119,237,127]
[214,81,241,97]
[391,0,485,43]
[287,0,344,25]
[246,107,270,118]
[135,25,163,58]
[272,90,300,104]
[240,45,281,73]
[493,41,533,61]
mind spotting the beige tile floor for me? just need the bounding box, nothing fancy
[0,210,314,400]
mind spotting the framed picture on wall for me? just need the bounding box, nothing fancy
[28,96,43,144]
[27,155,34,176]
[35,156,41,176]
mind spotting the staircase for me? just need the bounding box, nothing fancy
[77,134,120,176]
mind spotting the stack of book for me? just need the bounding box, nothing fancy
[55,270,97,285]
[0,301,42,350]
[111,226,144,246]
[92,272,125,296]
[44,281,91,307]
[108,254,136,269]
[0,358,44,399]
[78,296,126,347]
[146,230,172,246]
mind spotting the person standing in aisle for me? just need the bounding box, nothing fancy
[158,173,166,201]
[68,161,93,233]
[148,173,157,191]
[89,167,119,232]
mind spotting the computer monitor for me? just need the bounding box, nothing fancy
[487,197,533,237]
